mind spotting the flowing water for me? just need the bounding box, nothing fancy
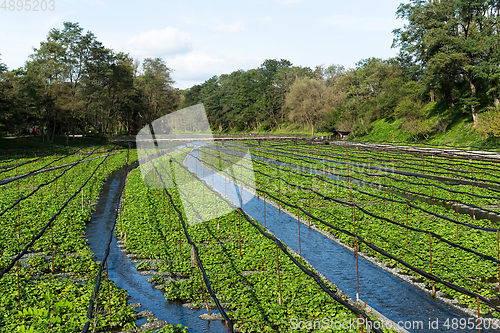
[185,147,500,333]
[83,145,500,333]
[85,166,227,333]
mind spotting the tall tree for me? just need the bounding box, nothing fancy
[284,77,330,138]
[0,62,33,135]
[136,57,178,126]
[394,0,500,126]
[0,54,6,74]
[26,22,107,141]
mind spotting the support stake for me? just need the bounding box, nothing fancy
[308,189,311,227]
[196,258,211,315]
[238,210,242,259]
[477,296,481,333]
[275,241,283,305]
[178,213,183,262]
[51,220,54,273]
[297,207,301,255]
[105,260,112,316]
[16,261,21,322]
[429,232,435,296]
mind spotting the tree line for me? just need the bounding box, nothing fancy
[0,22,179,142]
[2,1,500,141]
[180,0,500,139]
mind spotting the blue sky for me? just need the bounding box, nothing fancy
[0,0,408,89]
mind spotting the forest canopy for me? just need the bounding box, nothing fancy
[0,22,179,141]
[2,0,500,141]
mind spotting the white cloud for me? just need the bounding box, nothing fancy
[321,13,402,32]
[256,17,272,27]
[214,21,245,33]
[274,0,302,4]
[167,51,263,88]
[124,27,192,57]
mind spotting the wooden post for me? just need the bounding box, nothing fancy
[278,177,281,212]
[105,260,112,315]
[383,171,386,205]
[69,200,72,235]
[178,213,183,262]
[275,241,283,305]
[168,200,172,232]
[359,315,365,333]
[17,175,20,238]
[431,185,435,217]
[391,187,395,221]
[477,297,481,333]
[429,232,435,296]
[264,196,267,228]
[406,201,409,247]
[16,261,21,322]
[308,189,311,227]
[356,233,360,301]
[472,182,475,219]
[196,258,211,315]
[297,207,301,255]
[238,210,242,259]
[314,177,318,208]
[191,248,196,268]
[51,219,54,274]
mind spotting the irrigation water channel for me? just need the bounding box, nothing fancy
[85,145,500,333]
[242,143,500,192]
[221,144,500,224]
[85,166,227,333]
[184,146,500,333]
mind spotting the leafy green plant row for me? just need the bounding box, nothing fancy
[0,146,78,169]
[0,145,119,182]
[237,143,500,224]
[259,139,500,176]
[118,151,370,333]
[259,141,500,185]
[0,147,116,215]
[207,142,499,229]
[0,146,139,332]
[244,140,500,191]
[216,147,500,315]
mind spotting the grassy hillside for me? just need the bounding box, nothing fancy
[354,116,500,148]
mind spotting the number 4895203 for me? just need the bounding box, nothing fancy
[1,0,55,11]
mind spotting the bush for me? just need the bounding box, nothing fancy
[477,108,500,138]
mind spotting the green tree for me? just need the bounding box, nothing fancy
[270,66,314,127]
[26,22,108,141]
[0,68,32,135]
[394,0,500,126]
[0,54,6,74]
[136,57,178,126]
[284,77,330,138]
